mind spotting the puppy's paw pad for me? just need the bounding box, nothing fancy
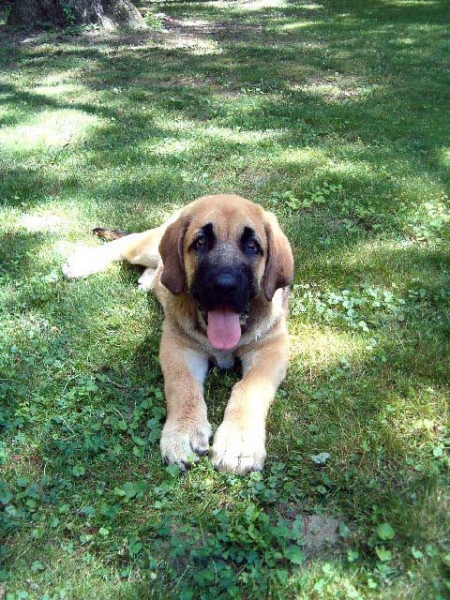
[210,421,266,475]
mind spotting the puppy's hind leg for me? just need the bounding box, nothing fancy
[63,227,163,280]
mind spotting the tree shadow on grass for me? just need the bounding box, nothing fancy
[1,0,448,211]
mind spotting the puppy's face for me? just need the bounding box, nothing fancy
[159,195,294,350]
[186,216,265,310]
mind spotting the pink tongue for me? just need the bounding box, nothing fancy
[207,308,241,350]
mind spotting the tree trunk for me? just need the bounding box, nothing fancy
[69,0,148,30]
[7,0,148,30]
[7,0,64,27]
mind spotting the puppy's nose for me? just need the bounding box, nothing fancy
[213,272,239,295]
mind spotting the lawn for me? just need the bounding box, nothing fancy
[0,0,449,598]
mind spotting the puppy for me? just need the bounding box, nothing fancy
[63,194,294,474]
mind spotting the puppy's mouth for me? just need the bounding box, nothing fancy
[195,303,249,351]
[206,308,242,350]
[190,264,254,350]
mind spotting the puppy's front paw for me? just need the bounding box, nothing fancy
[210,420,266,475]
[62,249,109,279]
[160,419,212,471]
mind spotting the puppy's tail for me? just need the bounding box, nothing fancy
[92,227,129,241]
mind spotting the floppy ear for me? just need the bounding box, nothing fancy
[158,216,189,295]
[263,212,294,301]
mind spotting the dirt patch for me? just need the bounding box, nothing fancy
[302,514,341,555]
[278,503,341,557]
[157,13,263,44]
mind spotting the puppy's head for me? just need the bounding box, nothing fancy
[159,194,294,350]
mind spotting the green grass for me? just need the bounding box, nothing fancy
[1,0,449,598]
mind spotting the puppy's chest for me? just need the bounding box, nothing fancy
[209,348,236,370]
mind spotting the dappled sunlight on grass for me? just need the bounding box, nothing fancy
[385,387,449,440]
[299,79,379,103]
[0,0,449,596]
[238,0,289,10]
[386,0,443,6]
[272,146,332,169]
[203,123,283,144]
[0,109,101,154]
[33,82,84,98]
[149,136,198,156]
[19,214,65,234]
[16,203,87,236]
[290,325,365,374]
[438,147,450,168]
[282,19,325,30]
[148,124,282,157]
[166,33,222,54]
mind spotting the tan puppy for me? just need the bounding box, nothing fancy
[63,194,294,474]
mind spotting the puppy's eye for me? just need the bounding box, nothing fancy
[193,236,209,251]
[245,239,260,254]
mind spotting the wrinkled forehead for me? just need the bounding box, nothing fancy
[186,197,267,241]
